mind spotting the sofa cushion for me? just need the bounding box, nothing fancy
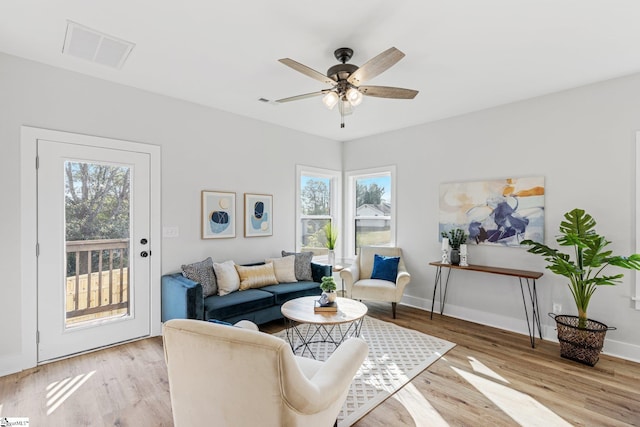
[266,255,298,283]
[204,289,274,320]
[181,257,217,297]
[213,260,240,296]
[281,250,313,281]
[236,263,279,290]
[259,281,321,305]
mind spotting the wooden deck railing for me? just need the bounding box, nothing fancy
[66,239,129,322]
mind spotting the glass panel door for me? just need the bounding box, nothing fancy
[37,139,150,362]
[64,162,131,327]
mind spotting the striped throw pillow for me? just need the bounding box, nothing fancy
[235,263,279,290]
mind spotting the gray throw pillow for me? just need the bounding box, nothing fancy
[281,250,313,281]
[181,257,217,297]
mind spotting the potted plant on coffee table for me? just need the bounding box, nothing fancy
[521,208,640,366]
[320,276,338,304]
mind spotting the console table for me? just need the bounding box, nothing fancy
[429,261,543,348]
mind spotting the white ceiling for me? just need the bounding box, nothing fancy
[2,1,640,142]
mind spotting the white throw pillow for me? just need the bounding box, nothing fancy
[213,260,240,296]
[265,255,298,283]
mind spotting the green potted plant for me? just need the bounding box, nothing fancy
[521,208,640,365]
[441,228,468,265]
[320,275,338,303]
[323,222,338,267]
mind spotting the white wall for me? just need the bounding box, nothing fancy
[343,72,640,361]
[3,49,640,374]
[0,52,340,375]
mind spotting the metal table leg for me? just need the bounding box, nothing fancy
[285,317,366,360]
[430,266,452,319]
[519,277,542,348]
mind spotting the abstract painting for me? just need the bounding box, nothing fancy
[439,177,544,247]
[201,190,236,239]
[244,193,273,237]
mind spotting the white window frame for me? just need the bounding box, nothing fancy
[296,165,342,260]
[345,165,397,257]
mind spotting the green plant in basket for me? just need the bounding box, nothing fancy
[320,276,337,293]
[441,228,468,250]
[521,208,640,329]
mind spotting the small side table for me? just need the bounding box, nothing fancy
[332,265,345,296]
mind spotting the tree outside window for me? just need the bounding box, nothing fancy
[297,167,340,255]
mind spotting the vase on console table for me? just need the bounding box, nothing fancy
[450,249,460,265]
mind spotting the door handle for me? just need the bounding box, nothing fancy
[140,251,149,257]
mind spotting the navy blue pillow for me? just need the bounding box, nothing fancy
[370,254,400,283]
[207,319,234,327]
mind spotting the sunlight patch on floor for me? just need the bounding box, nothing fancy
[452,367,571,427]
[363,355,406,392]
[392,382,450,427]
[468,356,509,383]
[45,371,95,415]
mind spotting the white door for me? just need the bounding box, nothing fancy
[37,139,151,362]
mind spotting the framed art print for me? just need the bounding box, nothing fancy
[201,190,236,239]
[439,176,544,247]
[244,193,272,237]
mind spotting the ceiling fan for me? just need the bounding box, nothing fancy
[276,47,419,128]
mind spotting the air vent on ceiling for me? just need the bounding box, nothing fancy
[62,20,135,69]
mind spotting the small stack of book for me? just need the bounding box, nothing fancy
[314,300,338,312]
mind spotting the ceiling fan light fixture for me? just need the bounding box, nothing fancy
[277,47,418,128]
[339,99,353,116]
[322,91,339,110]
[346,87,363,106]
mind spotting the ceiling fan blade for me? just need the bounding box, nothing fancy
[347,47,405,86]
[276,90,328,103]
[278,58,337,86]
[359,85,419,99]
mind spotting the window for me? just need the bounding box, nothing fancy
[296,165,341,257]
[346,166,396,256]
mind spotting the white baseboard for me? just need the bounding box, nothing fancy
[600,339,640,363]
[401,294,545,338]
[400,295,640,363]
[0,353,25,377]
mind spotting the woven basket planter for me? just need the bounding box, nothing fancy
[551,314,615,367]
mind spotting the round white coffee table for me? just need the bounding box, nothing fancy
[281,296,367,359]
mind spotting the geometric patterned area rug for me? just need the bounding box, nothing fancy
[274,316,456,426]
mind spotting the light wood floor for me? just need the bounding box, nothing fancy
[1,303,639,426]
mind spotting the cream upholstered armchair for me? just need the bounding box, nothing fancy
[340,246,411,318]
[163,319,368,427]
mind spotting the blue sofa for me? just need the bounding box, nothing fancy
[161,262,330,325]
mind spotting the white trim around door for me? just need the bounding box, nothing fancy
[20,126,162,371]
